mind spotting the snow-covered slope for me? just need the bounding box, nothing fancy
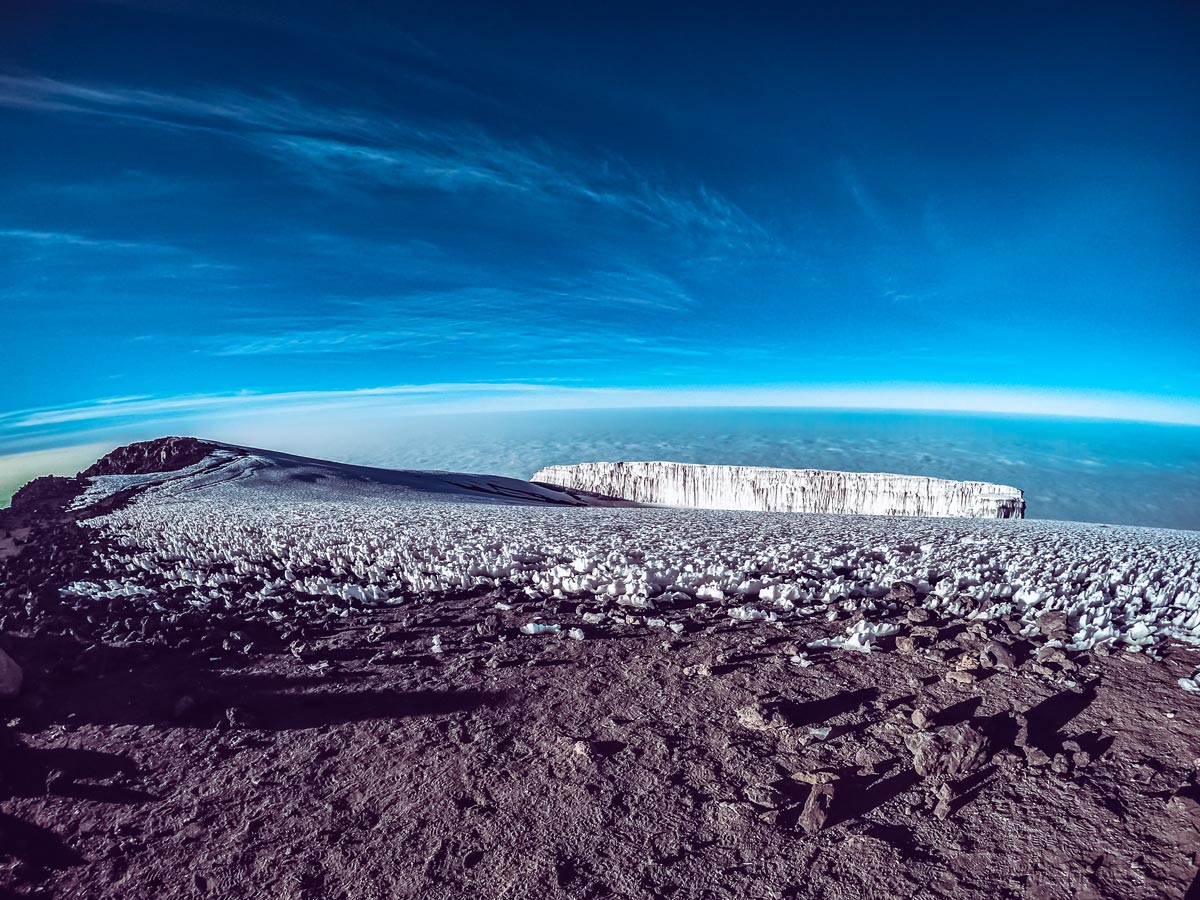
[533,461,1025,519]
[68,440,631,511]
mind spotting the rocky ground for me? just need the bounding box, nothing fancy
[2,447,1200,899]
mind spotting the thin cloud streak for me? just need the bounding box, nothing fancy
[835,159,895,240]
[0,382,564,430]
[0,72,768,247]
[0,228,172,252]
[206,272,700,357]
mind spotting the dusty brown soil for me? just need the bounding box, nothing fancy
[3,587,1200,900]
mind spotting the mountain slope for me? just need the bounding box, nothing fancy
[11,437,633,516]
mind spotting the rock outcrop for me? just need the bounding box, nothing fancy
[7,438,225,517]
[532,462,1025,519]
[80,437,221,478]
[8,475,87,515]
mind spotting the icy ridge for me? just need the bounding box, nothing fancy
[533,462,1025,519]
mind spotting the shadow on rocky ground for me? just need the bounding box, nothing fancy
[2,597,1199,899]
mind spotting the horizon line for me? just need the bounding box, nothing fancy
[3,382,1200,459]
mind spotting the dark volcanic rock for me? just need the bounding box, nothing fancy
[907,724,991,779]
[80,437,221,478]
[7,437,223,520]
[1036,610,1069,638]
[981,639,1018,670]
[797,783,835,834]
[883,581,918,605]
[8,475,87,515]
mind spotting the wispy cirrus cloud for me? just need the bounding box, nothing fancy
[0,228,170,252]
[0,73,375,135]
[0,382,567,432]
[258,133,766,245]
[835,159,895,240]
[203,265,700,357]
[0,72,769,249]
[0,225,241,303]
[210,326,704,360]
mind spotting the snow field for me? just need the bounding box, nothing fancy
[71,475,1200,658]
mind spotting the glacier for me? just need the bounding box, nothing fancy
[532,461,1025,519]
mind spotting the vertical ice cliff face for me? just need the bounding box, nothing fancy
[532,462,1025,519]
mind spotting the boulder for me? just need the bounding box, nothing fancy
[884,582,918,605]
[736,701,777,731]
[981,639,1017,670]
[797,783,835,834]
[906,724,990,778]
[1036,610,1069,637]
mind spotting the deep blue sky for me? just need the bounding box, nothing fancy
[2,0,1199,454]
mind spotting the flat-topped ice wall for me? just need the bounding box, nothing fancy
[532,461,1025,519]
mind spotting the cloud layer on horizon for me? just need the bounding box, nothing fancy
[3,383,1200,463]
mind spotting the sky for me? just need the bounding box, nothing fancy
[2,0,1199,461]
